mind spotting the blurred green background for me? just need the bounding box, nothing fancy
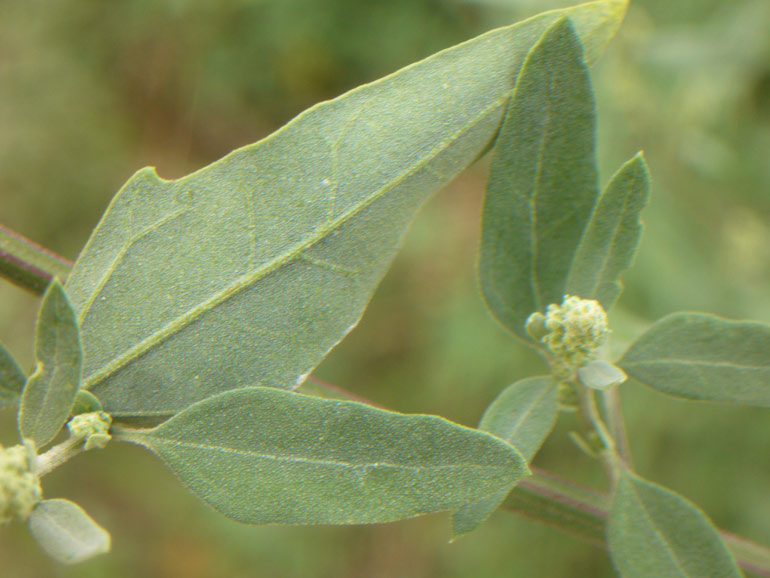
[1,0,769,576]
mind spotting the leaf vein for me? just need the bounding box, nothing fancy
[149,436,499,473]
[626,482,690,577]
[622,359,768,371]
[82,97,508,390]
[77,207,191,325]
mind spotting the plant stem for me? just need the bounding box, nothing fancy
[507,470,770,577]
[0,224,73,294]
[35,436,83,477]
[576,383,621,487]
[601,386,632,466]
[3,225,770,576]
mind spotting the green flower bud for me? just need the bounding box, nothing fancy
[67,411,112,451]
[526,295,610,376]
[0,444,42,524]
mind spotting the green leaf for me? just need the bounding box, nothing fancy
[451,376,558,537]
[565,153,651,311]
[70,389,103,415]
[65,1,627,416]
[577,360,627,390]
[18,280,82,448]
[0,343,26,408]
[478,376,559,461]
[28,499,111,565]
[117,387,529,525]
[479,17,599,340]
[618,312,770,406]
[608,471,743,578]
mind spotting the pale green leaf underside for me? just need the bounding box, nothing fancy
[565,153,650,311]
[608,471,743,578]
[0,343,25,408]
[119,387,529,525]
[65,1,627,416]
[478,377,559,461]
[18,280,82,448]
[452,376,558,537]
[29,499,111,565]
[618,312,770,406]
[479,17,599,341]
[577,360,627,390]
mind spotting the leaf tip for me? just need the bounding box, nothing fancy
[569,0,630,64]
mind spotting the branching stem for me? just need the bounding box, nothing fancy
[0,224,72,293]
[3,224,770,576]
[576,383,621,487]
[35,436,83,477]
[601,385,632,466]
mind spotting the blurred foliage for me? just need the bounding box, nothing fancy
[1,0,769,576]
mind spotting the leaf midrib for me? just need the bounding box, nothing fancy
[82,96,508,391]
[139,434,510,473]
[488,382,553,450]
[33,311,68,440]
[625,481,691,577]
[571,173,634,300]
[621,358,768,371]
[37,504,96,553]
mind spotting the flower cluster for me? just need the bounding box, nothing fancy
[68,411,113,451]
[526,295,610,376]
[0,443,41,524]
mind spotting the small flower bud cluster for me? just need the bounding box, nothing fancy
[68,411,112,451]
[526,295,610,375]
[0,444,41,524]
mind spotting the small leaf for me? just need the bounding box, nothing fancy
[18,280,82,448]
[28,499,111,565]
[478,377,559,462]
[479,17,599,340]
[577,360,627,390]
[118,387,529,525]
[65,1,628,416]
[452,377,558,537]
[608,471,743,578]
[565,153,651,311]
[70,390,103,415]
[0,343,26,408]
[618,312,770,406]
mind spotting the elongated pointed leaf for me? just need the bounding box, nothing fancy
[18,280,82,448]
[608,471,743,578]
[452,376,558,537]
[29,499,111,565]
[0,343,25,408]
[618,312,770,406]
[65,2,627,416]
[118,387,529,525]
[565,153,651,310]
[479,17,599,340]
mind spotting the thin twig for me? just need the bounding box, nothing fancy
[2,224,769,576]
[35,436,83,477]
[0,224,73,294]
[602,386,632,467]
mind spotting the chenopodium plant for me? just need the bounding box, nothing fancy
[453,15,767,578]
[0,2,766,575]
[0,0,630,565]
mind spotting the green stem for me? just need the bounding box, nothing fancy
[3,226,770,577]
[576,383,621,487]
[0,224,72,294]
[507,471,770,577]
[601,386,632,466]
[35,436,83,477]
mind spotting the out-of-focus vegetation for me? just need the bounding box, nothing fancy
[1,0,768,576]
